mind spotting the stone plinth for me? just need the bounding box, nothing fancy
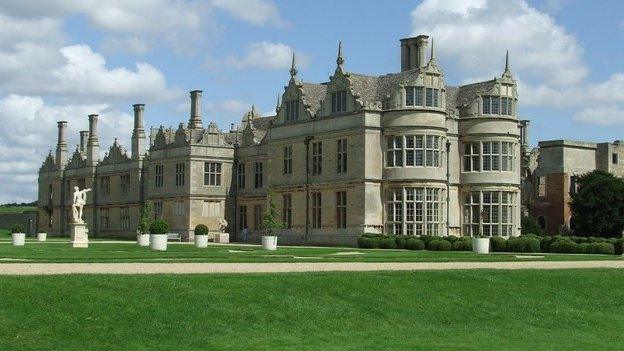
[70,222,89,248]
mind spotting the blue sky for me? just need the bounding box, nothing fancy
[0,0,623,202]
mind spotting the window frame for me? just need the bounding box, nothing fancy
[254,162,264,188]
[336,138,347,174]
[204,162,222,186]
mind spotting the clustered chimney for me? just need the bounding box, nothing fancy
[400,35,429,72]
[189,90,203,129]
[132,104,146,159]
[56,121,68,168]
[79,130,89,154]
[86,114,100,165]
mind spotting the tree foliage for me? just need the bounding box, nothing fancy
[261,192,284,236]
[137,201,154,234]
[521,215,543,235]
[570,170,624,238]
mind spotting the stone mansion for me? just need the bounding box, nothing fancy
[38,35,529,246]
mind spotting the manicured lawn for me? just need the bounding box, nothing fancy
[0,206,36,214]
[0,228,9,237]
[0,241,621,263]
[1,270,623,350]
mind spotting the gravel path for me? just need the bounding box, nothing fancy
[1,260,623,275]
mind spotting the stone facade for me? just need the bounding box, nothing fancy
[38,35,527,246]
[527,139,624,234]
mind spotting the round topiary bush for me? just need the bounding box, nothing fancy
[419,235,436,245]
[451,240,472,251]
[149,219,169,234]
[595,242,615,255]
[428,239,451,251]
[405,238,425,250]
[490,236,507,252]
[446,235,459,244]
[380,237,398,249]
[357,236,380,249]
[549,239,577,253]
[395,236,407,249]
[194,224,209,236]
[540,236,554,252]
[614,238,624,255]
[577,243,589,254]
[11,224,25,234]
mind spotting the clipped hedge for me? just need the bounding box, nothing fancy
[357,235,380,249]
[506,237,541,253]
[549,239,578,253]
[380,237,398,249]
[451,240,472,251]
[405,238,425,250]
[395,236,407,249]
[428,240,452,251]
[490,237,507,252]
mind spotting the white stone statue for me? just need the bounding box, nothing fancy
[218,218,228,232]
[72,186,91,223]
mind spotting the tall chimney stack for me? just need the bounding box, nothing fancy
[132,104,146,159]
[55,121,68,168]
[189,90,203,129]
[86,114,100,165]
[399,35,429,71]
[79,131,89,154]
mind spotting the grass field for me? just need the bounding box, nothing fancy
[0,206,36,214]
[0,241,621,263]
[1,269,623,350]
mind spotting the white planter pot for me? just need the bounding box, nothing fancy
[150,234,168,251]
[12,233,26,246]
[137,233,150,247]
[37,232,47,242]
[195,235,209,248]
[262,235,278,250]
[473,237,490,254]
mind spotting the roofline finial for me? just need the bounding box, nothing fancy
[505,50,510,72]
[275,93,281,113]
[289,52,298,77]
[336,41,344,68]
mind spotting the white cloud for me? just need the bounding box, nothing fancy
[221,41,310,70]
[210,0,286,27]
[411,0,587,86]
[0,94,133,203]
[574,106,624,126]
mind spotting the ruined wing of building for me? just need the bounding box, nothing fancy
[38,35,529,246]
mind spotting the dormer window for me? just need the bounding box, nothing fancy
[406,86,440,107]
[482,95,513,116]
[331,90,347,113]
[285,100,299,121]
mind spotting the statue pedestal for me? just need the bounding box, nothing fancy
[70,222,89,248]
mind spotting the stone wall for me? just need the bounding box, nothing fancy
[0,211,38,234]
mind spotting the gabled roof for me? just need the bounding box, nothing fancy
[300,83,327,115]
[455,80,497,107]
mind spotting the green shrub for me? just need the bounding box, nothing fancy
[11,224,25,233]
[614,239,624,255]
[428,240,451,251]
[357,236,380,249]
[577,243,589,254]
[194,224,209,236]
[490,237,507,252]
[507,237,540,253]
[595,243,615,255]
[380,237,398,249]
[586,242,598,254]
[607,237,619,245]
[419,235,436,245]
[549,239,578,253]
[540,236,554,252]
[405,238,425,250]
[149,220,169,235]
[446,235,459,244]
[452,240,472,251]
[395,236,407,249]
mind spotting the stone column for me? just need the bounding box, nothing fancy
[415,35,429,68]
[86,114,100,165]
[132,104,146,159]
[56,121,68,168]
[189,90,203,129]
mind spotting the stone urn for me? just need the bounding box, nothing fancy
[37,232,47,242]
[136,233,150,247]
[262,235,278,251]
[12,232,26,246]
[472,237,490,254]
[150,234,168,251]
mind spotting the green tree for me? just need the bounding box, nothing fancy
[570,170,624,238]
[136,201,154,234]
[521,215,543,235]
[261,192,284,236]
